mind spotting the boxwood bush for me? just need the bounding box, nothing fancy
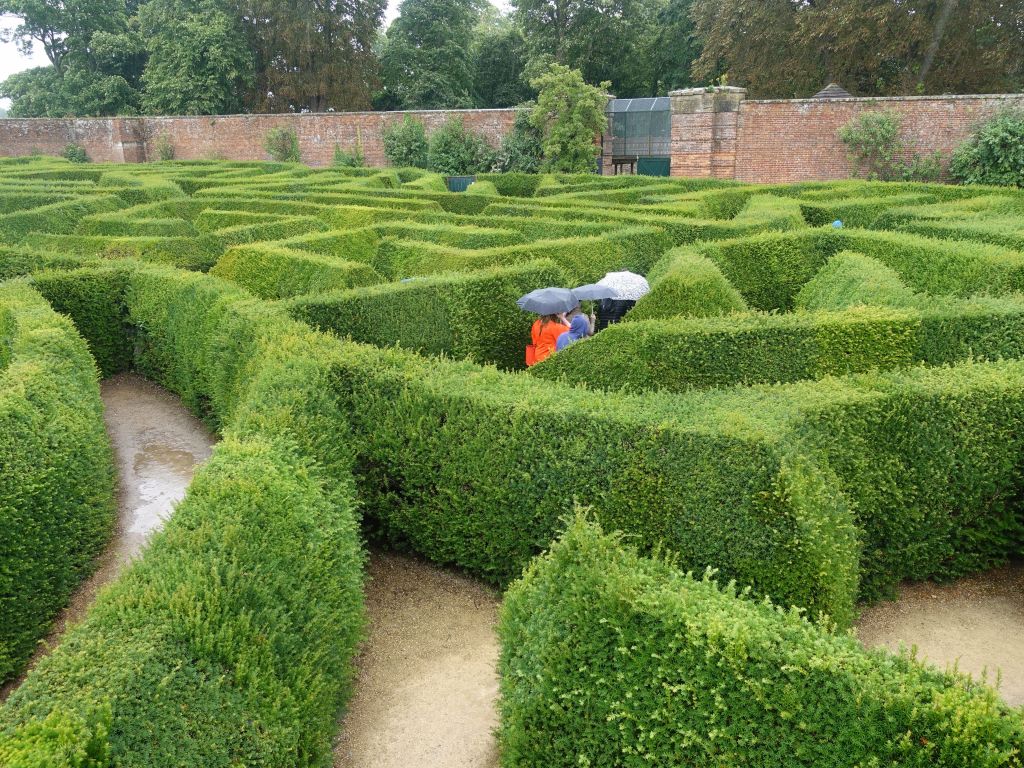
[627,247,748,321]
[499,517,1024,768]
[795,250,918,309]
[0,282,115,684]
[211,245,382,299]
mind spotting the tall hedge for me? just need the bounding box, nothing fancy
[211,245,382,299]
[0,283,115,684]
[499,518,1024,768]
[627,247,748,321]
[794,250,918,310]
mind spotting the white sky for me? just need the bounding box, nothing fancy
[1,2,510,110]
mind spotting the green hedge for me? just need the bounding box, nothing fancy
[374,221,526,249]
[799,193,938,227]
[270,228,380,267]
[210,215,329,247]
[795,250,918,310]
[211,245,382,299]
[476,172,542,197]
[628,247,747,321]
[0,196,126,243]
[0,282,115,684]
[289,259,564,370]
[411,211,616,240]
[21,233,224,271]
[0,246,93,281]
[76,214,197,238]
[499,518,1024,768]
[378,227,672,283]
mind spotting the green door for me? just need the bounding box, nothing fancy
[637,157,670,177]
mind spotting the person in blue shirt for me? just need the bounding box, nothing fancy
[556,313,591,351]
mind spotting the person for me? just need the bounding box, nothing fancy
[556,313,591,351]
[528,313,569,365]
[594,298,636,332]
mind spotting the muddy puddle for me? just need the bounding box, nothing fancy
[855,563,1024,706]
[0,373,215,701]
[334,551,501,768]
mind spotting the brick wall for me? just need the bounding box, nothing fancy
[0,109,519,166]
[734,94,1024,183]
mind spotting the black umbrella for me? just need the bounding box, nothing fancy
[572,283,617,300]
[516,287,579,314]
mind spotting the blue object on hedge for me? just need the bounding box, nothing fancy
[572,283,618,300]
[833,219,844,228]
[516,287,579,314]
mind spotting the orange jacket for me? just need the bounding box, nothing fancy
[530,318,569,365]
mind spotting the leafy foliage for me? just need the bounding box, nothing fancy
[838,111,942,182]
[426,117,496,175]
[492,110,543,173]
[382,115,429,168]
[529,63,608,173]
[61,143,90,163]
[263,127,301,163]
[950,109,1024,188]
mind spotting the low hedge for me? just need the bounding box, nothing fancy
[21,233,224,271]
[0,192,75,214]
[0,282,115,684]
[378,227,672,283]
[499,518,1024,768]
[1,264,366,765]
[373,221,527,249]
[211,245,382,299]
[76,214,197,238]
[194,208,290,232]
[270,228,380,267]
[0,195,126,243]
[531,299,1024,393]
[799,193,938,227]
[627,247,747,321]
[210,215,329,247]
[288,259,564,370]
[476,172,542,197]
[0,246,93,281]
[411,211,616,240]
[795,251,918,310]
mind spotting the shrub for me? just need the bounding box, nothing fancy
[333,137,365,168]
[795,251,917,310]
[263,127,301,163]
[628,247,747,321]
[499,517,1024,768]
[154,133,175,161]
[22,233,224,271]
[0,282,115,684]
[529,63,609,174]
[211,245,382,299]
[492,110,543,174]
[837,111,943,182]
[382,115,429,169]
[426,118,496,176]
[61,144,90,164]
[950,108,1024,187]
[0,196,126,243]
[288,259,564,370]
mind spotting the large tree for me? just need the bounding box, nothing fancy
[470,14,532,107]
[692,0,1024,98]
[378,0,480,109]
[0,0,144,115]
[237,0,386,112]
[138,0,254,115]
[511,0,661,96]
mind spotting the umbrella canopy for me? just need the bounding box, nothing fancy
[572,283,618,300]
[597,271,651,301]
[516,287,579,314]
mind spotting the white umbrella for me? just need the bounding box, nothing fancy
[597,271,650,301]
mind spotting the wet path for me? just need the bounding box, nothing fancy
[855,564,1024,706]
[334,551,501,768]
[1,373,216,701]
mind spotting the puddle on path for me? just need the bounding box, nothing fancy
[334,551,501,768]
[855,563,1024,707]
[0,372,215,701]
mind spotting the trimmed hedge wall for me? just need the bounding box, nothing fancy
[628,247,748,321]
[0,264,366,766]
[288,259,564,370]
[795,251,918,310]
[21,233,224,271]
[499,518,1024,768]
[211,245,382,299]
[0,282,115,684]
[0,196,126,243]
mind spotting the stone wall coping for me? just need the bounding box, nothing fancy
[0,107,525,122]
[744,93,1024,106]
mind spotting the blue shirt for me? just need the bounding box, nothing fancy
[556,315,589,351]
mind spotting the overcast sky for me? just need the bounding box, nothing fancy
[1,3,510,110]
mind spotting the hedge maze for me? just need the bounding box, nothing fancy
[0,156,1022,766]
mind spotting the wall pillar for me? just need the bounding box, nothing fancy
[668,86,746,178]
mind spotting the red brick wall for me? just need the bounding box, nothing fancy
[0,109,519,166]
[734,94,1024,183]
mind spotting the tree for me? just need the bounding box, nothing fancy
[382,115,429,167]
[470,19,531,108]
[426,116,495,174]
[139,0,254,115]
[237,0,386,112]
[691,0,1024,99]
[494,108,543,172]
[950,109,1024,188]
[529,62,608,173]
[511,0,661,96]
[378,0,480,109]
[648,0,701,93]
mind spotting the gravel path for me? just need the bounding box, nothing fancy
[0,373,215,701]
[855,563,1024,706]
[334,551,501,768]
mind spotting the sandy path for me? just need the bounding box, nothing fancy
[855,564,1024,706]
[0,373,216,701]
[334,551,502,768]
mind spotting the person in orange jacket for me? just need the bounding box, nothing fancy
[528,314,570,365]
